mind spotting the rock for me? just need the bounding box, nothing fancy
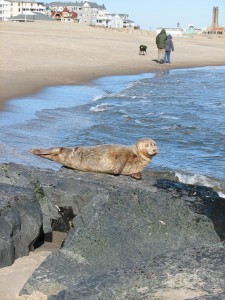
[189,293,225,300]
[0,163,224,299]
[47,245,225,300]
[156,179,225,240]
[0,183,42,267]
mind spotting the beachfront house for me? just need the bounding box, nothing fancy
[94,12,134,29]
[51,6,77,22]
[48,1,106,26]
[47,1,134,28]
[1,0,135,28]
[2,0,46,19]
[78,1,106,25]
[0,0,10,20]
[94,10,111,27]
[109,14,134,29]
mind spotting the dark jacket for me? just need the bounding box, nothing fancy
[165,34,174,52]
[156,29,167,49]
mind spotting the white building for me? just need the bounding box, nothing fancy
[110,14,129,28]
[0,0,10,20]
[156,27,184,37]
[3,0,46,19]
[94,10,111,27]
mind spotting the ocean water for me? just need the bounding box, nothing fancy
[0,66,225,197]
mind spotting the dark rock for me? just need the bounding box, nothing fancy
[0,183,42,267]
[21,177,221,296]
[156,179,225,240]
[188,292,225,300]
[51,206,75,233]
[0,163,224,299]
[47,245,225,300]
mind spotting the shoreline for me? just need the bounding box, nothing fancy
[1,22,225,111]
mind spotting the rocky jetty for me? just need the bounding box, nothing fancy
[0,163,224,299]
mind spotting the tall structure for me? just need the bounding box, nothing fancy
[207,6,224,35]
[212,6,219,28]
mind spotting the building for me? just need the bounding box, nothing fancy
[48,1,106,26]
[5,0,46,19]
[47,1,83,14]
[48,1,134,28]
[1,0,135,27]
[206,6,224,35]
[184,24,202,35]
[9,11,54,21]
[110,14,134,29]
[0,0,10,20]
[95,13,134,29]
[94,10,111,27]
[51,6,77,22]
[156,27,184,37]
[78,1,106,25]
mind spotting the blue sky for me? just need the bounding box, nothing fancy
[101,0,225,30]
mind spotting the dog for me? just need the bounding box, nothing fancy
[139,45,147,55]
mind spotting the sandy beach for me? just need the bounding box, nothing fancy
[1,21,225,111]
[0,21,225,300]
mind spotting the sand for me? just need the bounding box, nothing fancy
[1,21,225,111]
[0,21,225,300]
[0,232,67,300]
[0,245,50,300]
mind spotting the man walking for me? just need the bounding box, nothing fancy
[156,29,167,64]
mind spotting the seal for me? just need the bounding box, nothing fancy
[29,138,157,180]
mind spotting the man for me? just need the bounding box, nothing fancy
[156,29,167,64]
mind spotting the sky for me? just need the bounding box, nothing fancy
[100,0,225,30]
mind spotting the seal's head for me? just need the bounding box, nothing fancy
[136,138,157,159]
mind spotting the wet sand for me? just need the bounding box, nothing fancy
[1,21,225,111]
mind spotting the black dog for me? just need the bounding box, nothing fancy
[139,45,147,55]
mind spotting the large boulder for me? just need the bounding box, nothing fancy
[0,183,42,267]
[47,244,225,300]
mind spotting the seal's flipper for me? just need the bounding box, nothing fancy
[112,154,129,174]
[131,172,142,180]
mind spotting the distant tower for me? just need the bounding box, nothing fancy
[177,22,180,28]
[212,6,219,28]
